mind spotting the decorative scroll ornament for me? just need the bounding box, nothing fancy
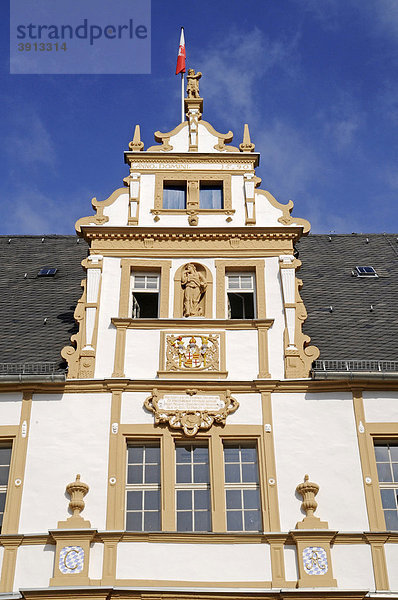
[166,334,219,372]
[144,388,239,436]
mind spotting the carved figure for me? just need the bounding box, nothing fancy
[186,69,202,98]
[181,263,207,317]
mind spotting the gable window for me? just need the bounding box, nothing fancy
[163,182,187,209]
[224,443,262,532]
[131,273,159,318]
[227,273,256,319]
[176,443,211,532]
[374,442,398,530]
[126,443,161,531]
[0,445,12,533]
[199,182,223,209]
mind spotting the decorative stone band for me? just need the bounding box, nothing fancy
[144,388,239,436]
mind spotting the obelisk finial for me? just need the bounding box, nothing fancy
[129,124,144,151]
[239,123,255,152]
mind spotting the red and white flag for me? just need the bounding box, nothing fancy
[176,27,186,75]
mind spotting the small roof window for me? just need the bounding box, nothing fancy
[353,266,378,278]
[38,267,57,277]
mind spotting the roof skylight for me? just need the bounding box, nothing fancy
[38,267,57,277]
[353,266,378,278]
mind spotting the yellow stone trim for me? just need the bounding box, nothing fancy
[113,579,272,588]
[0,535,22,592]
[118,259,172,319]
[215,259,266,319]
[261,393,281,532]
[112,318,274,331]
[364,533,389,591]
[290,530,337,588]
[101,533,122,585]
[269,535,287,587]
[49,529,97,587]
[106,389,124,530]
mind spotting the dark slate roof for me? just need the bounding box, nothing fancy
[297,233,398,361]
[0,236,88,371]
[0,233,397,371]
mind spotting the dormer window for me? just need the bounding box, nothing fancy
[199,182,223,209]
[131,273,159,318]
[163,182,187,209]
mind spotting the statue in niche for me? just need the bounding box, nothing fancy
[186,69,202,98]
[181,263,207,317]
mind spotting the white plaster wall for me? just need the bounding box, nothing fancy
[121,392,153,425]
[19,393,111,533]
[124,330,160,379]
[385,544,398,591]
[332,544,374,590]
[95,257,121,379]
[89,542,104,580]
[169,124,189,152]
[254,191,285,228]
[13,544,55,590]
[102,191,129,225]
[272,392,369,531]
[230,175,245,226]
[363,391,398,423]
[0,392,22,425]
[226,330,258,380]
[227,394,262,425]
[137,174,156,228]
[116,542,271,581]
[284,545,298,581]
[265,257,285,380]
[198,123,222,153]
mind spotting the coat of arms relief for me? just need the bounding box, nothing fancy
[166,334,219,372]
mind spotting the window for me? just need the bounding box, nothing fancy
[38,267,57,277]
[227,273,256,319]
[163,182,187,209]
[126,443,161,531]
[131,273,159,318]
[224,443,262,532]
[374,442,398,530]
[353,266,378,277]
[176,444,211,532]
[199,182,223,209]
[0,445,12,533]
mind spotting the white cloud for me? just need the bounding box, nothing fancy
[5,112,56,168]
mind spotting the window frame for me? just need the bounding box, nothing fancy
[226,272,257,320]
[111,424,272,534]
[118,260,172,319]
[215,260,266,320]
[130,272,160,319]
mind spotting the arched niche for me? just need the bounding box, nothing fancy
[173,262,213,318]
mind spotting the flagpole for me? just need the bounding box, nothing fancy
[181,72,184,123]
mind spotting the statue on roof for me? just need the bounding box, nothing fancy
[186,69,202,98]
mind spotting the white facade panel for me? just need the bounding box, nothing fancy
[121,392,153,425]
[284,544,298,581]
[116,542,271,581]
[272,392,369,531]
[331,544,374,590]
[227,393,262,425]
[19,393,111,533]
[363,391,398,422]
[225,330,258,380]
[265,258,285,380]
[102,191,129,226]
[0,392,22,425]
[94,257,121,379]
[13,544,54,590]
[125,330,160,379]
[89,542,104,580]
[385,544,398,591]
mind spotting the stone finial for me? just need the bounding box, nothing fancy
[239,123,255,152]
[295,474,328,529]
[129,124,144,151]
[57,474,91,529]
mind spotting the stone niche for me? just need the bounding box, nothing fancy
[173,262,213,318]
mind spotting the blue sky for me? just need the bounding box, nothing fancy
[1,0,398,234]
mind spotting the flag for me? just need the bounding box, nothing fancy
[176,28,186,75]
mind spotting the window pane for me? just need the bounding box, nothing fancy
[392,463,398,483]
[176,464,191,483]
[375,445,389,462]
[390,446,398,461]
[0,448,11,465]
[128,446,143,464]
[225,463,240,483]
[0,493,6,512]
[228,293,255,319]
[226,490,242,509]
[244,489,260,510]
[377,462,393,482]
[146,277,158,289]
[228,276,240,289]
[127,490,142,510]
[381,488,396,509]
[128,464,143,484]
[144,511,160,531]
[193,446,209,463]
[132,292,158,319]
[126,512,142,531]
[0,467,9,487]
[224,447,240,462]
[244,510,261,531]
[241,447,257,462]
[240,276,253,289]
[134,276,146,289]
[194,510,211,532]
[177,490,192,510]
[144,490,160,510]
[227,511,243,531]
[163,184,186,209]
[176,446,191,463]
[200,184,223,209]
[193,463,209,483]
[242,463,259,483]
[145,464,160,484]
[145,446,160,463]
[177,511,192,531]
[194,489,210,510]
[384,510,398,530]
